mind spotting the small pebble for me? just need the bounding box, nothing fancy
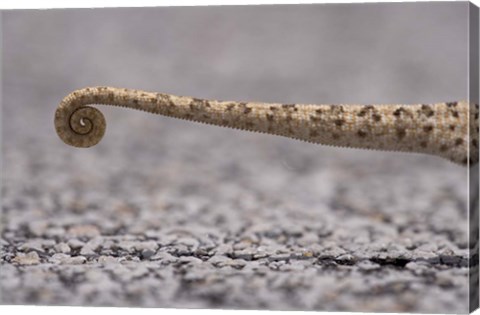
[135,241,159,252]
[19,240,46,253]
[150,251,178,264]
[97,255,118,264]
[232,249,255,261]
[141,249,156,259]
[226,259,247,269]
[54,242,71,254]
[49,253,70,264]
[208,255,230,267]
[12,251,40,265]
[178,256,203,265]
[49,253,86,265]
[80,245,97,256]
[176,237,200,248]
[67,239,86,249]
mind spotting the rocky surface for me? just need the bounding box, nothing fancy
[0,3,475,313]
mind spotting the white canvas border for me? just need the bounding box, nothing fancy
[0,1,478,315]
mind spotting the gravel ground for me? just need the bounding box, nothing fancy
[0,3,476,313]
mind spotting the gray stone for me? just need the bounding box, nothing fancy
[177,256,203,265]
[97,255,119,264]
[232,249,256,260]
[80,245,97,256]
[141,249,156,259]
[54,242,71,254]
[67,239,86,249]
[226,259,247,269]
[208,255,231,267]
[150,252,178,264]
[49,253,87,265]
[19,240,47,253]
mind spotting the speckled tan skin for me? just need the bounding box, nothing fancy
[55,86,479,166]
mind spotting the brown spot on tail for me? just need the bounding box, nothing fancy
[419,105,435,117]
[357,130,367,138]
[423,125,433,133]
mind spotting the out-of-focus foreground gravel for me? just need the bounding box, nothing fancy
[0,3,475,313]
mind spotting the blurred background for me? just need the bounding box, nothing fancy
[1,2,473,313]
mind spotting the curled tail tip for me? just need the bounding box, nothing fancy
[54,104,106,148]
